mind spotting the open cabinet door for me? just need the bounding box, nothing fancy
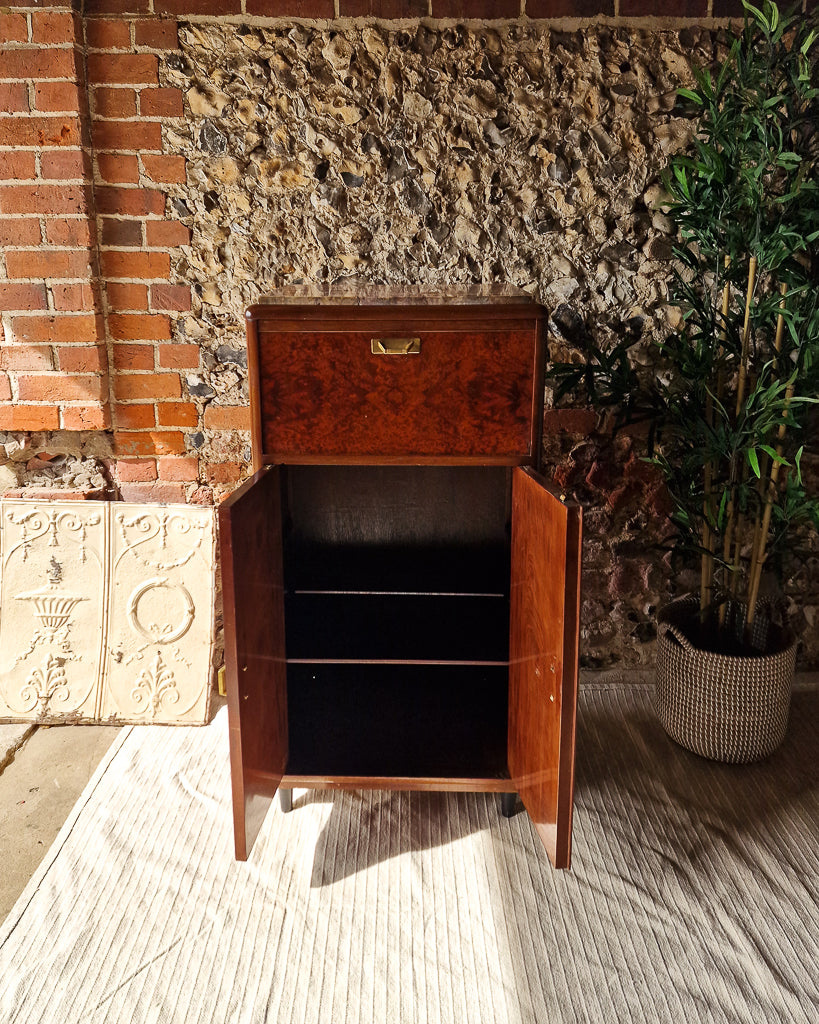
[508,466,582,868]
[220,466,288,860]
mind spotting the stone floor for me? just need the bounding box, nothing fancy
[0,722,120,922]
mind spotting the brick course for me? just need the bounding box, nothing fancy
[11,314,101,345]
[41,150,88,180]
[93,88,138,118]
[0,406,61,431]
[156,402,198,427]
[52,282,98,311]
[0,153,37,180]
[58,346,108,373]
[5,250,93,280]
[151,284,191,311]
[0,83,29,113]
[31,11,79,45]
[34,82,83,113]
[0,44,104,443]
[0,119,82,148]
[134,18,179,49]
[139,88,184,117]
[107,281,149,308]
[115,458,158,482]
[113,431,186,456]
[87,54,159,86]
[86,17,132,49]
[114,372,182,400]
[2,50,78,80]
[62,405,110,430]
[44,218,92,247]
[0,12,28,43]
[112,344,155,370]
[145,221,189,247]
[100,251,171,279]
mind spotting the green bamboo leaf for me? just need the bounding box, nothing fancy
[758,445,789,465]
[546,0,819,627]
[742,2,769,34]
[718,490,728,524]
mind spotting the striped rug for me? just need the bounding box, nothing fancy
[1,683,817,1024]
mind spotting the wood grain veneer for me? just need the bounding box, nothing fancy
[221,290,581,869]
[508,466,582,869]
[220,466,288,860]
[254,329,539,462]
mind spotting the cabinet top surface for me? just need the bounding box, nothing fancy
[249,282,539,312]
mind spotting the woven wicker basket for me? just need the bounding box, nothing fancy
[655,597,796,764]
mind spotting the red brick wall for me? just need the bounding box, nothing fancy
[86,11,197,499]
[0,4,106,434]
[0,4,200,499]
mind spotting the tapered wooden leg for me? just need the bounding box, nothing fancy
[279,788,292,813]
[501,792,517,818]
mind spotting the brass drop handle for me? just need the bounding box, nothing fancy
[370,337,421,355]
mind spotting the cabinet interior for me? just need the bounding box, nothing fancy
[279,465,513,781]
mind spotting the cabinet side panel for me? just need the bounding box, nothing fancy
[508,467,582,869]
[531,315,546,472]
[246,316,264,472]
[220,467,288,859]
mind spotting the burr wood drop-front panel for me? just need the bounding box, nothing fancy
[253,329,539,462]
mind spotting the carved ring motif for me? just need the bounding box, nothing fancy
[127,577,195,645]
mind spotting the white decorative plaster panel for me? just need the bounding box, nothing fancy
[0,500,216,725]
[102,505,215,723]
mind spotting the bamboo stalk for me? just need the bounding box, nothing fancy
[746,284,791,637]
[745,447,791,637]
[730,503,748,599]
[720,256,757,627]
[747,284,789,589]
[701,459,714,614]
[701,261,732,616]
[735,255,758,417]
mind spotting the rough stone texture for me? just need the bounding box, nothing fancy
[155,20,732,669]
[152,18,817,670]
[1,452,108,495]
[165,21,704,369]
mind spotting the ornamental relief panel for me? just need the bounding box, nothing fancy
[0,500,216,725]
[102,506,215,723]
[0,504,106,720]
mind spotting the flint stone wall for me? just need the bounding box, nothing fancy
[171,19,702,674]
[167,20,697,357]
[161,19,817,668]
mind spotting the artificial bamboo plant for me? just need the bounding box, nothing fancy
[549,0,819,654]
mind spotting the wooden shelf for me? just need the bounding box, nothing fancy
[285,664,510,781]
[285,542,510,599]
[284,591,509,664]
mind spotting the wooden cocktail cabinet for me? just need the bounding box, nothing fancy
[219,287,582,868]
